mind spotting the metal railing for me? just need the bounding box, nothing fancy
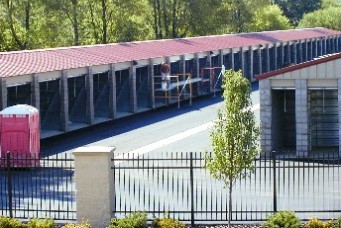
[112,151,341,225]
[0,152,76,222]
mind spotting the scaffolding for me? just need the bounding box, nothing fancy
[200,65,225,96]
[154,73,198,108]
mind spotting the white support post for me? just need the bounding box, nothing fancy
[73,146,116,228]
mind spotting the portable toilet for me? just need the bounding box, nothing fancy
[0,104,40,167]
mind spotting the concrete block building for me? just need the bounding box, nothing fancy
[257,53,341,157]
[1,27,341,138]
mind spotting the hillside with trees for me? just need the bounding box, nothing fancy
[0,0,340,52]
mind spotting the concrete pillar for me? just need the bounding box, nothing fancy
[86,67,94,125]
[207,51,212,68]
[315,39,319,58]
[295,79,309,157]
[73,146,115,228]
[0,78,7,110]
[337,36,340,52]
[298,40,303,63]
[338,79,341,156]
[229,48,235,71]
[31,74,40,110]
[320,38,324,56]
[61,70,69,132]
[249,46,254,81]
[240,47,245,74]
[194,53,201,95]
[259,79,272,157]
[129,61,137,113]
[219,49,224,67]
[287,42,291,65]
[273,44,278,70]
[148,58,155,109]
[305,39,309,61]
[280,42,285,67]
[257,45,262,74]
[109,64,117,119]
[180,55,186,75]
[292,42,297,64]
[265,44,270,73]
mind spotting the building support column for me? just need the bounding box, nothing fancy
[240,47,245,74]
[180,55,186,75]
[109,64,117,119]
[194,53,200,95]
[295,79,309,157]
[298,40,303,63]
[338,79,341,156]
[148,58,155,109]
[129,61,137,113]
[249,46,254,81]
[280,42,285,68]
[257,45,262,75]
[292,42,297,64]
[265,44,270,73]
[31,74,40,110]
[0,78,7,110]
[61,70,69,132]
[273,44,278,70]
[229,48,235,71]
[86,67,94,125]
[219,49,224,67]
[260,79,272,157]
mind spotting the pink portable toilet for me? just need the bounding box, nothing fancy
[0,104,40,167]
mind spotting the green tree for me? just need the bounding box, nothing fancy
[298,0,341,30]
[248,4,292,32]
[274,0,322,26]
[205,70,259,228]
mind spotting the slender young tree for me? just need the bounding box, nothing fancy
[205,70,259,228]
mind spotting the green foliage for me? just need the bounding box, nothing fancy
[249,5,292,32]
[62,220,91,228]
[297,1,341,31]
[0,216,26,228]
[304,217,334,228]
[205,70,259,227]
[152,217,185,228]
[263,211,301,228]
[26,219,55,228]
[274,0,322,26]
[109,212,148,228]
[205,70,259,189]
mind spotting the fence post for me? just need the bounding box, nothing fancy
[73,146,115,228]
[6,151,13,218]
[272,151,277,213]
[189,152,195,227]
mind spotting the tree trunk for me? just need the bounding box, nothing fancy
[228,181,233,228]
[101,0,107,44]
[71,0,80,46]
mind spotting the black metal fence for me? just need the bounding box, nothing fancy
[0,152,76,222]
[112,151,341,225]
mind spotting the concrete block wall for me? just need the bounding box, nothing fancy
[259,79,272,156]
[295,79,309,157]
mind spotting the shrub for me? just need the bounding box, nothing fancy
[108,212,148,228]
[304,217,334,228]
[27,218,55,228]
[0,216,26,228]
[152,217,185,228]
[62,220,91,228]
[263,211,301,228]
[335,217,341,227]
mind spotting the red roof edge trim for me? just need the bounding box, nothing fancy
[256,53,341,80]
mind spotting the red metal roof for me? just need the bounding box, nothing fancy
[256,52,341,80]
[0,27,340,77]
